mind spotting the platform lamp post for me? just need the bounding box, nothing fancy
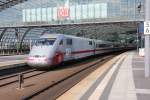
[144,0,150,77]
[136,27,139,51]
[138,2,143,49]
[29,38,32,51]
[136,2,142,51]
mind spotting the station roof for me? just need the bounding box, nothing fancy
[0,0,143,46]
[0,0,144,27]
[0,0,28,11]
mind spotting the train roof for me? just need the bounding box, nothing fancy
[40,33,93,40]
[40,33,113,44]
[40,33,63,39]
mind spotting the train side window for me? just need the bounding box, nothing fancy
[66,39,72,45]
[89,41,92,45]
[59,40,63,45]
[98,44,110,48]
[99,44,105,48]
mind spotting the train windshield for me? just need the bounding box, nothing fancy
[36,38,56,46]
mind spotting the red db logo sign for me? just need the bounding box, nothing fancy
[57,7,70,18]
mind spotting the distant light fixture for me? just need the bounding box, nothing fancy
[137,2,142,13]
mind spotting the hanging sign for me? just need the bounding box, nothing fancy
[57,7,70,18]
[144,21,150,35]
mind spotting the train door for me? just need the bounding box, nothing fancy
[65,38,73,60]
[58,39,65,52]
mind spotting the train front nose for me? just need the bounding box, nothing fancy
[27,45,55,68]
[27,56,52,67]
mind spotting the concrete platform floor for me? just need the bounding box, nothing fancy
[0,55,27,70]
[57,52,150,100]
[132,53,150,100]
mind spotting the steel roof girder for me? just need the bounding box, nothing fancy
[19,27,32,51]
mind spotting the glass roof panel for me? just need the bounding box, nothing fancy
[0,0,144,27]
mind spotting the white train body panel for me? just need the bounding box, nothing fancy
[94,40,113,55]
[71,37,94,59]
[27,34,116,68]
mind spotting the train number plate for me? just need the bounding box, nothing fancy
[144,21,150,35]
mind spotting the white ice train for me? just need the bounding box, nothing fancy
[27,34,121,68]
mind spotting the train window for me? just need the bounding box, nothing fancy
[59,40,63,45]
[89,41,92,45]
[36,38,56,46]
[98,44,111,48]
[66,39,72,45]
[99,44,104,48]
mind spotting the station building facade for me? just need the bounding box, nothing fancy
[0,0,144,54]
[0,0,144,27]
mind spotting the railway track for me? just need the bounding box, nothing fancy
[22,54,116,100]
[0,55,104,88]
[0,52,123,100]
[0,64,30,77]
[0,55,102,88]
[0,69,47,87]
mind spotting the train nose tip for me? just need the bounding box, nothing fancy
[27,56,52,67]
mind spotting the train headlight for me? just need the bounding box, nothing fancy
[27,56,34,61]
[39,56,48,61]
[43,57,48,61]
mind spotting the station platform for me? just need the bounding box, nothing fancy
[0,55,27,70]
[57,51,150,100]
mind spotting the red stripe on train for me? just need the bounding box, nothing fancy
[71,48,111,54]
